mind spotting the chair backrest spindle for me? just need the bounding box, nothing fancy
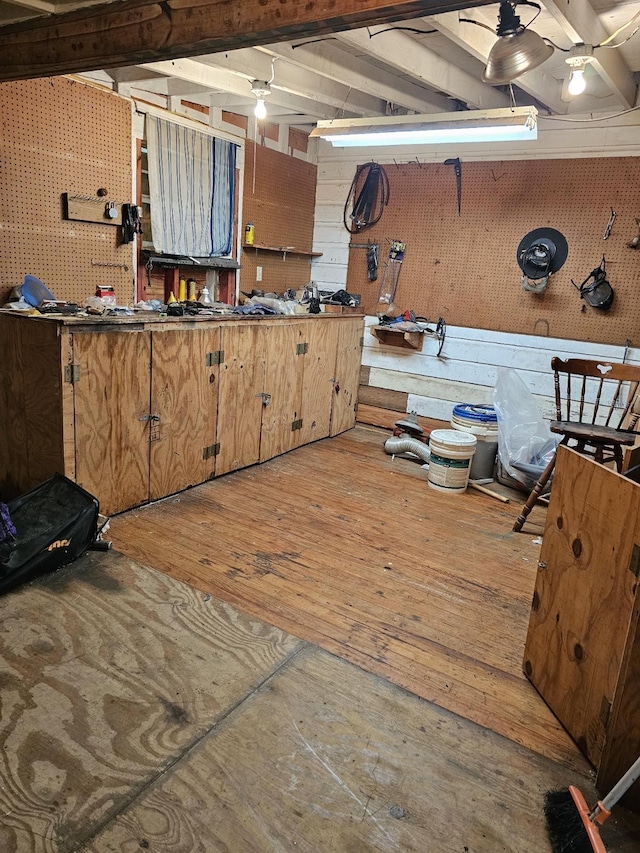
[550,356,640,435]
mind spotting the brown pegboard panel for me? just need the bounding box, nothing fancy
[243,141,317,250]
[241,252,312,293]
[0,77,133,306]
[346,159,640,345]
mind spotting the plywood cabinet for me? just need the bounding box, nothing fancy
[72,329,152,514]
[0,313,363,516]
[523,445,640,811]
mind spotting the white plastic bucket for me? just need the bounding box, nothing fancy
[427,429,477,493]
[450,404,499,481]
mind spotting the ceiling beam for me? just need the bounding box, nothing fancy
[256,41,453,114]
[137,58,359,120]
[2,0,54,12]
[200,48,388,116]
[542,0,637,108]
[336,26,509,110]
[428,13,566,115]
[0,0,494,82]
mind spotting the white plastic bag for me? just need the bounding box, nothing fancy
[493,367,558,488]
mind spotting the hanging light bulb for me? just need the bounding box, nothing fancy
[567,65,586,95]
[565,45,594,97]
[250,79,271,121]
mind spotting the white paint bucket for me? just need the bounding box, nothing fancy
[450,404,499,481]
[427,429,477,494]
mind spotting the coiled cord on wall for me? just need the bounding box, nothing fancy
[343,162,390,234]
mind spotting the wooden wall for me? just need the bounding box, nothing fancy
[358,316,640,426]
[0,77,133,306]
[344,158,640,346]
[241,141,318,295]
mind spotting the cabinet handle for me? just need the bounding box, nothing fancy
[139,414,161,422]
[256,393,272,407]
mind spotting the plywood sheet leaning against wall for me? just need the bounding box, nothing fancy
[345,158,640,345]
[523,446,640,810]
[0,76,133,306]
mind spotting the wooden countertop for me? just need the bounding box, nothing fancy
[0,309,364,331]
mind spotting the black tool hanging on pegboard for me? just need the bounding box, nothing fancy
[572,256,615,311]
[343,162,390,234]
[366,243,379,280]
[376,240,406,314]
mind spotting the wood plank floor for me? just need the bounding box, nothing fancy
[110,426,574,768]
[2,501,639,851]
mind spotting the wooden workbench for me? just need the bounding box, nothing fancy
[0,311,363,515]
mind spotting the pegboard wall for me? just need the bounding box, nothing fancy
[346,158,640,346]
[242,141,317,293]
[0,77,133,306]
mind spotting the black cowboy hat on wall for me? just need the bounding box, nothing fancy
[516,227,568,293]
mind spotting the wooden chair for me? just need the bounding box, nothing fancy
[513,357,640,532]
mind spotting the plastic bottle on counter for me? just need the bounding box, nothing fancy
[178,277,187,302]
[199,286,214,306]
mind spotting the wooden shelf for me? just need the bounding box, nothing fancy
[242,242,323,258]
[370,326,423,350]
[144,253,240,270]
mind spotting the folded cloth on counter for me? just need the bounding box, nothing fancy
[232,304,279,315]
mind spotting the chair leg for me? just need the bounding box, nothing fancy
[513,454,557,533]
[613,444,623,472]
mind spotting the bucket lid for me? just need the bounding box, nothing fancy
[430,428,477,447]
[452,404,498,424]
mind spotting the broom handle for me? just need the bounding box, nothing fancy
[600,755,640,812]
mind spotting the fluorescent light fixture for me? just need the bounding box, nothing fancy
[309,107,538,148]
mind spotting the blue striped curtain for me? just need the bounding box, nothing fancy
[147,116,236,256]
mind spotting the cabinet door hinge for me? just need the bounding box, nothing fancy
[296,342,309,356]
[629,543,640,578]
[360,336,365,348]
[206,350,224,366]
[291,418,303,432]
[202,443,220,460]
[64,364,81,383]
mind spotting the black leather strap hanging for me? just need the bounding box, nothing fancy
[343,162,390,234]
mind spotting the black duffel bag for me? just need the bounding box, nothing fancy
[0,474,99,595]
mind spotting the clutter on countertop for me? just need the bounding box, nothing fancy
[1,274,362,321]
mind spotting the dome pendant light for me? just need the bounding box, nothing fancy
[483,1,554,85]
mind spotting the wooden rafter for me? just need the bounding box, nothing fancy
[0,0,493,82]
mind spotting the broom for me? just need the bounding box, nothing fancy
[544,755,640,852]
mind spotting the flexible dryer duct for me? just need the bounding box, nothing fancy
[384,435,431,464]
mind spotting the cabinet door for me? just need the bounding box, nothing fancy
[298,320,339,447]
[330,318,364,436]
[150,327,221,501]
[216,323,266,476]
[72,330,151,515]
[260,322,305,462]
